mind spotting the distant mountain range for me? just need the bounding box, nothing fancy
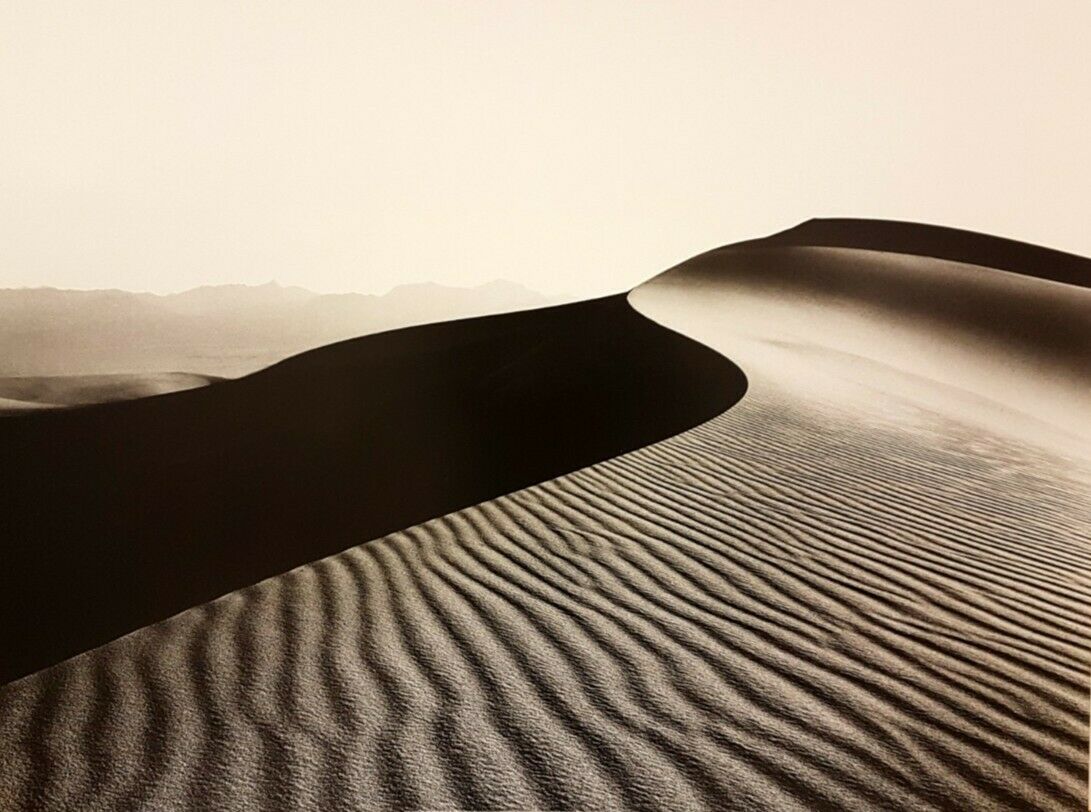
[0,279,560,408]
[0,280,558,377]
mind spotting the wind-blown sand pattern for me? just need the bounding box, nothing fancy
[0,296,741,685]
[1,221,1088,810]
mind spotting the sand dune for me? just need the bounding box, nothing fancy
[636,238,1090,453]
[1,221,1088,810]
[0,296,742,685]
[748,217,1091,287]
[0,396,56,411]
[0,372,222,412]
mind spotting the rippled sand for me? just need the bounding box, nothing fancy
[2,222,1087,810]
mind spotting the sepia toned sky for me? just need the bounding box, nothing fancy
[2,1,1089,296]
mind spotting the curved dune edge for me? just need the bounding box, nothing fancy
[0,372,224,412]
[641,243,1091,459]
[0,295,745,685]
[744,217,1091,288]
[2,223,1089,810]
[0,396,57,411]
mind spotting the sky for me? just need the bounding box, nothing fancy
[2,1,1089,297]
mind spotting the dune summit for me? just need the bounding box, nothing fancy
[1,220,1088,811]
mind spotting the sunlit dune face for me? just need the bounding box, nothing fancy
[632,246,1091,459]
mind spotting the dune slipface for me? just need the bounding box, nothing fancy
[1,222,1088,811]
[0,295,743,686]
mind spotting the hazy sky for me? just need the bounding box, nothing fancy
[2,2,1089,296]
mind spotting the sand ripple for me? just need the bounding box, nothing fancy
[1,373,1085,810]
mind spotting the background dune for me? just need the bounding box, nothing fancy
[0,373,223,410]
[0,222,1087,810]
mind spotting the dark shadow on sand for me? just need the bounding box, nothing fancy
[0,295,746,684]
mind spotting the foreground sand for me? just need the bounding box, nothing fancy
[1,222,1087,810]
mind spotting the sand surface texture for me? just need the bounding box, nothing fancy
[1,221,1087,810]
[0,296,740,685]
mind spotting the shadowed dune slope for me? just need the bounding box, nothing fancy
[0,221,1088,811]
[0,295,745,685]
